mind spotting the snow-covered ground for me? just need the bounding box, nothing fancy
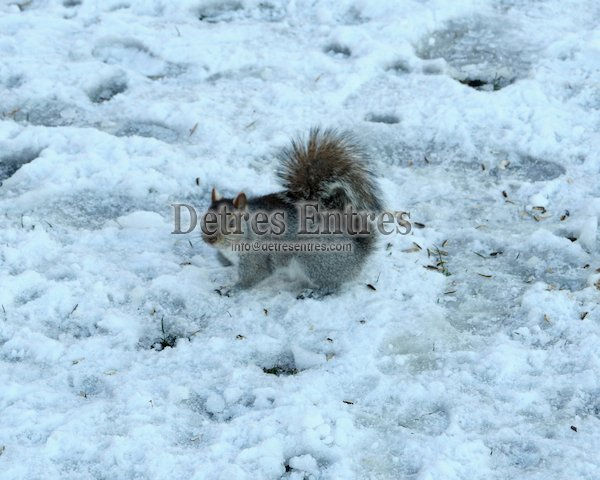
[1,0,599,478]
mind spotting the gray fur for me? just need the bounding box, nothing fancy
[203,127,382,295]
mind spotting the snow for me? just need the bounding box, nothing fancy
[1,0,599,478]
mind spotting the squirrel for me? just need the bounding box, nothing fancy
[202,127,382,298]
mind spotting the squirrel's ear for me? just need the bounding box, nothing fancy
[211,187,222,202]
[233,192,247,209]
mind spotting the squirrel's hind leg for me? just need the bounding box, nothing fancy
[295,247,364,299]
[236,253,273,289]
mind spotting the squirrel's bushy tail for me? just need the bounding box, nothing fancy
[276,127,382,211]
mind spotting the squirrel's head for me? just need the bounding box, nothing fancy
[201,188,247,249]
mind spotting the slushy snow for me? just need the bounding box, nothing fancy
[1,0,599,479]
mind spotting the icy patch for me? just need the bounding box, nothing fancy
[42,191,147,229]
[252,2,286,22]
[364,113,400,125]
[0,148,43,183]
[114,120,180,143]
[324,43,352,58]
[197,1,243,22]
[92,39,186,80]
[2,74,25,89]
[258,350,301,376]
[339,6,369,25]
[12,98,85,127]
[489,155,566,182]
[87,74,127,103]
[416,16,536,90]
[386,59,411,74]
[205,66,266,83]
[396,403,450,435]
[196,1,285,23]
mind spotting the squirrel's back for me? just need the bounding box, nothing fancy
[276,127,382,212]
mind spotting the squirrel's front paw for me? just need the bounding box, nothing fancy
[296,287,334,300]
